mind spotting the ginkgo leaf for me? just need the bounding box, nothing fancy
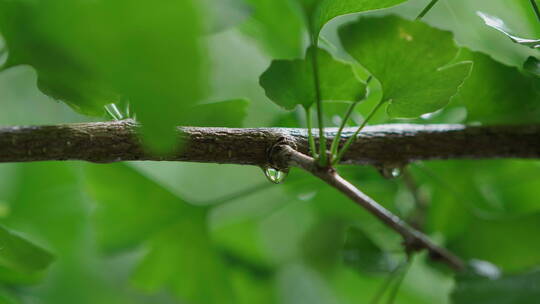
[85,164,233,303]
[259,47,366,110]
[242,0,407,59]
[340,15,472,118]
[452,269,540,304]
[0,225,54,280]
[241,0,304,59]
[308,0,409,38]
[84,163,205,253]
[0,0,117,115]
[524,56,540,77]
[0,0,207,152]
[85,163,273,304]
[451,50,540,124]
[478,12,540,49]
[183,99,250,127]
[341,226,395,274]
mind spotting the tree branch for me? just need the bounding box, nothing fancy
[0,119,539,165]
[2,120,538,271]
[271,144,465,271]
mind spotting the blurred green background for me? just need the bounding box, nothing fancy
[0,0,539,303]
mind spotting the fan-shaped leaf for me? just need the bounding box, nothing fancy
[260,47,365,110]
[340,16,472,118]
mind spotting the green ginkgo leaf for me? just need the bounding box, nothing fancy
[451,50,540,124]
[478,12,540,49]
[242,0,407,59]
[524,56,540,77]
[0,0,207,152]
[452,269,540,304]
[0,225,54,281]
[183,99,250,127]
[259,47,366,110]
[307,0,409,38]
[340,15,472,118]
[241,0,304,59]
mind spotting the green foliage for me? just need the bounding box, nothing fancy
[85,164,273,304]
[0,225,53,283]
[478,12,540,49]
[241,0,304,59]
[342,226,395,274]
[524,56,540,77]
[0,0,540,303]
[451,50,540,124]
[85,164,227,301]
[298,0,408,38]
[450,213,540,272]
[0,0,207,152]
[340,16,472,118]
[260,47,365,110]
[452,270,540,304]
[183,99,250,127]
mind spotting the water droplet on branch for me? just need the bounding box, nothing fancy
[263,167,288,184]
[378,166,403,179]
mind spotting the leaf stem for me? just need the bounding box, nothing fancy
[309,44,328,166]
[531,0,540,23]
[305,106,318,157]
[333,98,385,164]
[415,0,440,20]
[329,101,359,157]
[385,257,413,304]
[370,263,405,304]
[330,76,372,160]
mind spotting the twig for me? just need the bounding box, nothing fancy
[385,256,413,304]
[531,0,540,23]
[272,144,465,271]
[416,0,440,20]
[370,262,406,304]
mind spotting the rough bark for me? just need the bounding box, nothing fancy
[0,119,539,165]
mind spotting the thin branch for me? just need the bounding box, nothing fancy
[531,0,540,23]
[370,262,406,304]
[385,256,413,304]
[272,145,465,271]
[0,120,539,165]
[416,0,440,20]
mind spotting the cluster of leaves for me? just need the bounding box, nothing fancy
[0,0,539,303]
